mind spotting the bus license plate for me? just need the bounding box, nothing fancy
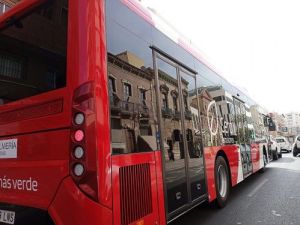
[0,210,15,224]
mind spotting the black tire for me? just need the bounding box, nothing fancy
[273,149,278,160]
[293,147,298,157]
[279,150,282,158]
[259,153,267,173]
[215,156,230,208]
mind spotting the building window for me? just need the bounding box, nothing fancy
[109,76,116,94]
[139,89,146,105]
[182,90,188,111]
[0,2,11,15]
[184,96,188,110]
[162,93,168,109]
[0,3,4,14]
[173,96,178,111]
[123,82,132,101]
[171,90,178,112]
[0,53,23,79]
[45,70,57,90]
[160,84,169,110]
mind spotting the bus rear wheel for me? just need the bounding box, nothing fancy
[273,149,278,160]
[215,156,230,208]
[259,153,267,173]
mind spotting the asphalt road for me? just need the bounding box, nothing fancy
[171,152,300,225]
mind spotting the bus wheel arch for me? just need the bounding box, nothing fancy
[214,150,231,208]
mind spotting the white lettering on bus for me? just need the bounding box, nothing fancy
[207,101,219,144]
[206,100,235,141]
[0,176,38,192]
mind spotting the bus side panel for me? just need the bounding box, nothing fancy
[252,143,263,173]
[154,151,167,225]
[49,177,112,225]
[95,0,113,209]
[112,152,161,225]
[0,129,69,209]
[204,145,240,202]
[222,145,241,187]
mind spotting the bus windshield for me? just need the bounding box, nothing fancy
[0,0,68,105]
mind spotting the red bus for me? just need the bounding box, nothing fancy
[0,1,268,225]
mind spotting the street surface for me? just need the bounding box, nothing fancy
[171,152,300,225]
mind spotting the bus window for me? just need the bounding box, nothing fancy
[108,52,158,154]
[0,0,68,104]
[106,0,160,154]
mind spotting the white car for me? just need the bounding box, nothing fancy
[275,136,292,153]
[256,136,281,161]
[292,136,300,157]
[268,136,282,160]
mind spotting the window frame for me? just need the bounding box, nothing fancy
[139,88,147,104]
[123,82,132,99]
[108,75,117,94]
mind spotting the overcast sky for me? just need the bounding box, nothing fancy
[141,0,300,113]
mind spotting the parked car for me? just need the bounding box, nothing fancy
[292,136,300,157]
[268,136,282,160]
[275,136,292,152]
[256,136,281,160]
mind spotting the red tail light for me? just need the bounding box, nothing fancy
[70,81,98,201]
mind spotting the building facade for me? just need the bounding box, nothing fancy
[108,51,198,160]
[268,112,287,137]
[285,112,300,137]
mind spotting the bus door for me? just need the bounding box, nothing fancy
[180,70,206,200]
[153,50,206,220]
[233,98,252,177]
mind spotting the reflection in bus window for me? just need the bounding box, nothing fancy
[107,52,158,154]
[0,0,68,104]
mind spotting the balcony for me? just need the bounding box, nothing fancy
[110,97,121,116]
[173,110,181,120]
[120,101,135,118]
[137,104,150,118]
[161,107,173,118]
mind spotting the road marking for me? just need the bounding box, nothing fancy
[247,178,268,197]
[289,196,300,199]
[272,210,281,217]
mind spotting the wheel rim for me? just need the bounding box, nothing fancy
[217,165,227,198]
